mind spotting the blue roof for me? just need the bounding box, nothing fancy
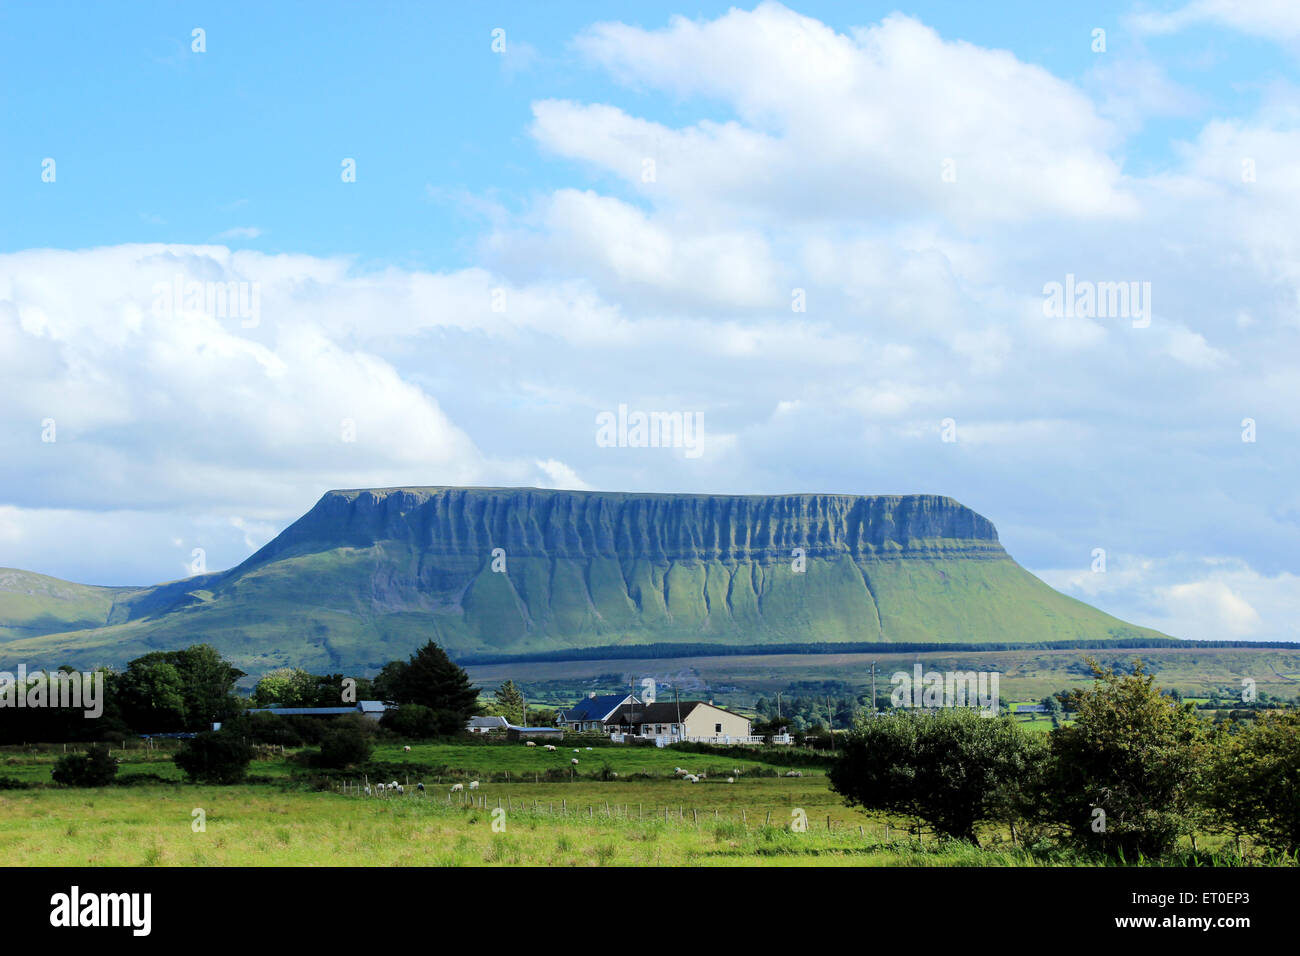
[563,694,630,721]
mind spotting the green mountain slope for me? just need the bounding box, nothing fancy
[0,487,1170,675]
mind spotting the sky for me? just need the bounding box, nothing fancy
[1,1,1298,642]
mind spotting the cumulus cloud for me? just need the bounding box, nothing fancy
[1,4,1297,648]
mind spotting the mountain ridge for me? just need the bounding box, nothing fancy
[0,486,1171,676]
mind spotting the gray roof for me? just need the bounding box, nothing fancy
[468,715,510,728]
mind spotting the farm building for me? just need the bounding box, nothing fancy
[466,715,510,734]
[605,700,756,744]
[556,692,640,733]
[243,700,393,722]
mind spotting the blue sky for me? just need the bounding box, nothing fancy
[2,1,1299,642]
[3,1,1289,262]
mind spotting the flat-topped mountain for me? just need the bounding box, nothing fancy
[0,487,1168,675]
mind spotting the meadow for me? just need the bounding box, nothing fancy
[0,737,1278,867]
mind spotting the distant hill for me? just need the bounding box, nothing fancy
[0,486,1171,676]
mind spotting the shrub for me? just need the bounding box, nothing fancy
[1037,659,1209,860]
[829,708,1045,844]
[1200,709,1300,856]
[315,724,374,769]
[174,731,255,784]
[51,745,119,787]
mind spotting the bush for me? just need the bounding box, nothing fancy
[380,703,452,739]
[829,709,1045,844]
[1200,709,1300,856]
[1037,659,1209,860]
[51,745,120,787]
[173,731,255,784]
[315,724,374,769]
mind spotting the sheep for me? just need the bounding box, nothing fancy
[525,741,536,747]
[610,771,618,778]
[468,780,479,790]
[543,744,557,751]
[389,780,400,789]
[416,782,425,792]
[395,784,404,794]
[784,770,803,778]
[573,748,580,753]
[450,782,464,792]
[403,745,411,752]
[585,747,592,751]
[726,777,735,784]
[571,758,579,765]
[683,774,699,783]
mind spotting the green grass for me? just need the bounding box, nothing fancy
[0,738,1283,867]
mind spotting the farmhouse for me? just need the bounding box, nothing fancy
[557,692,640,733]
[466,715,510,734]
[606,700,754,744]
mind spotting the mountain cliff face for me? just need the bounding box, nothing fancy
[0,487,1168,675]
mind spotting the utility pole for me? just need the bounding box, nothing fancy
[871,660,877,714]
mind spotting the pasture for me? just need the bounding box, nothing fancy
[0,737,1272,866]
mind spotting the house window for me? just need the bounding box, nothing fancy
[715,723,722,733]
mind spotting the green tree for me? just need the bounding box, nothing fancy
[174,731,255,784]
[492,680,526,725]
[1038,658,1209,860]
[374,641,478,736]
[51,744,119,787]
[315,717,375,769]
[113,645,244,732]
[1200,709,1300,855]
[829,708,1046,844]
[252,668,318,707]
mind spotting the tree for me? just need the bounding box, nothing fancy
[315,717,375,769]
[174,731,254,784]
[1200,709,1300,855]
[492,680,526,725]
[829,708,1046,844]
[252,668,318,707]
[51,745,119,787]
[373,641,477,736]
[113,645,244,732]
[1038,659,1209,860]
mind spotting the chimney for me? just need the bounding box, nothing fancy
[708,699,713,706]
[588,692,596,699]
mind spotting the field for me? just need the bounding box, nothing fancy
[0,737,1273,867]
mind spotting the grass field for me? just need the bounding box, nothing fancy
[0,738,1282,867]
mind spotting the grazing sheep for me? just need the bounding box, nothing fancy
[450,783,464,792]
[726,777,735,784]
[403,745,411,752]
[395,784,404,794]
[364,784,372,796]
[416,782,425,792]
[389,780,400,789]
[585,747,592,751]
[610,771,618,778]
[543,744,556,751]
[684,774,699,783]
[525,741,536,747]
[571,758,579,765]
[784,770,803,778]
[573,749,580,753]
[468,780,479,790]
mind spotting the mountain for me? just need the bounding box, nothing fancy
[0,486,1170,675]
